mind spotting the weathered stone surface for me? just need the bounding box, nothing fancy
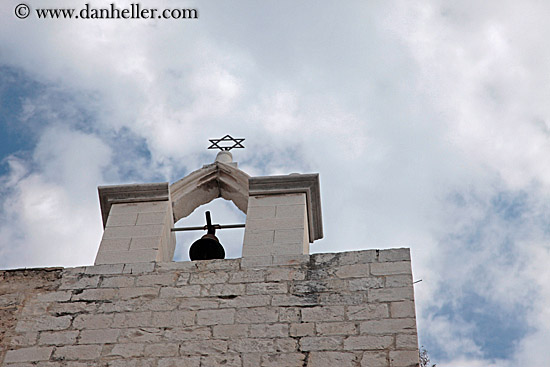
[348,304,389,321]
[344,335,393,350]
[316,322,357,336]
[0,248,418,367]
[300,336,343,351]
[307,351,357,366]
[390,301,416,318]
[197,309,235,325]
[359,319,417,335]
[53,345,102,360]
[301,306,345,322]
[389,350,420,367]
[361,351,388,367]
[4,347,53,363]
[79,328,120,344]
[289,323,315,337]
[396,334,419,350]
[38,331,79,345]
[261,353,306,367]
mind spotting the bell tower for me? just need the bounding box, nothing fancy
[94,136,323,265]
[2,136,420,367]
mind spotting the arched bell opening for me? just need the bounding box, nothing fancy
[169,159,250,262]
[172,198,246,261]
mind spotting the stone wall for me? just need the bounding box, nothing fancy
[0,249,419,367]
[0,268,63,363]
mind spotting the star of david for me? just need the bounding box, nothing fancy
[208,135,245,151]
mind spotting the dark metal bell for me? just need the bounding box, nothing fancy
[189,211,226,261]
[189,234,225,261]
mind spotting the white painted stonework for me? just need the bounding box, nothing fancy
[2,249,420,367]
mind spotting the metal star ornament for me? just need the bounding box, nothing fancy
[208,135,245,151]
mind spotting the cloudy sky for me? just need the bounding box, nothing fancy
[2,0,550,365]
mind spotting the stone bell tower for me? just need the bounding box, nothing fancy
[94,141,322,268]
[1,137,420,367]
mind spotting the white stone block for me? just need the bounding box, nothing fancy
[201,354,242,367]
[118,286,159,299]
[4,347,53,363]
[106,213,138,227]
[386,274,413,288]
[179,339,228,355]
[136,274,176,287]
[159,286,201,298]
[347,304,389,321]
[85,263,124,275]
[213,324,249,339]
[301,306,345,322]
[249,323,289,338]
[343,335,393,350]
[389,350,420,367]
[275,204,307,218]
[102,224,164,239]
[243,230,274,247]
[229,338,297,353]
[360,351,388,367]
[299,336,343,351]
[53,345,102,360]
[378,248,411,262]
[271,254,309,266]
[316,322,357,336]
[246,218,305,231]
[72,314,113,329]
[307,352,357,366]
[197,309,235,325]
[370,261,411,276]
[15,316,72,332]
[38,331,78,345]
[144,343,180,357]
[245,282,287,295]
[247,205,276,219]
[248,193,305,207]
[240,256,273,268]
[122,262,155,274]
[95,249,159,265]
[100,276,135,288]
[71,288,117,302]
[229,270,266,283]
[334,263,370,279]
[289,323,315,337]
[189,271,229,284]
[369,287,414,302]
[274,229,306,245]
[359,318,417,335]
[391,300,416,318]
[235,307,279,324]
[201,283,245,297]
[152,310,195,327]
[157,356,200,367]
[348,277,384,291]
[109,201,169,215]
[129,237,161,250]
[261,353,305,366]
[136,211,168,225]
[396,334,419,350]
[107,342,145,357]
[217,295,271,309]
[112,312,153,328]
[96,238,131,252]
[79,329,120,344]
